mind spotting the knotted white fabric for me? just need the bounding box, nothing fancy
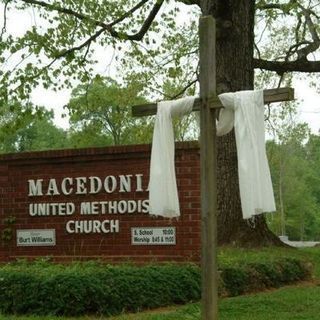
[149,96,195,218]
[217,90,276,219]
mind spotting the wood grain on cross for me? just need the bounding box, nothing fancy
[132,16,294,320]
[132,87,294,117]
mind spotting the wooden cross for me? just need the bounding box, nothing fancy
[132,16,294,320]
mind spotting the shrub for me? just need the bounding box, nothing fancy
[0,263,201,316]
[0,257,311,316]
[221,258,312,297]
[221,267,250,296]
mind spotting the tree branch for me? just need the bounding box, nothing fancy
[296,8,320,59]
[20,0,109,28]
[9,26,106,96]
[256,1,320,74]
[81,40,92,64]
[256,0,297,13]
[169,78,198,100]
[125,0,164,41]
[16,0,164,79]
[19,0,163,41]
[285,40,312,61]
[178,0,200,6]
[254,58,320,73]
[0,0,9,40]
[109,0,150,27]
[56,27,106,59]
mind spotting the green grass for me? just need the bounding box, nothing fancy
[1,247,319,320]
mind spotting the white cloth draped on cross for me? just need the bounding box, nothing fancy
[217,90,276,219]
[148,90,276,220]
[148,96,196,218]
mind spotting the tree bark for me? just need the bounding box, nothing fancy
[202,0,284,247]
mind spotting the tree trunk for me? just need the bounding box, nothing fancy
[202,0,284,246]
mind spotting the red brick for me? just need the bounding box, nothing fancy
[0,143,201,264]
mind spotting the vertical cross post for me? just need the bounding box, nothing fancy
[199,16,218,320]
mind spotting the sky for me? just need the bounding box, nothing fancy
[295,81,320,134]
[1,2,320,133]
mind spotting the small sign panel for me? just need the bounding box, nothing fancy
[131,227,176,245]
[17,229,56,246]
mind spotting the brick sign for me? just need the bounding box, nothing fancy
[0,142,200,263]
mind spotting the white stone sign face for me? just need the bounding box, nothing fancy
[17,229,56,246]
[131,227,176,245]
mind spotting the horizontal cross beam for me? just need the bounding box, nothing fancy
[132,87,294,117]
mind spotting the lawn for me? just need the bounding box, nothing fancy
[1,247,319,320]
